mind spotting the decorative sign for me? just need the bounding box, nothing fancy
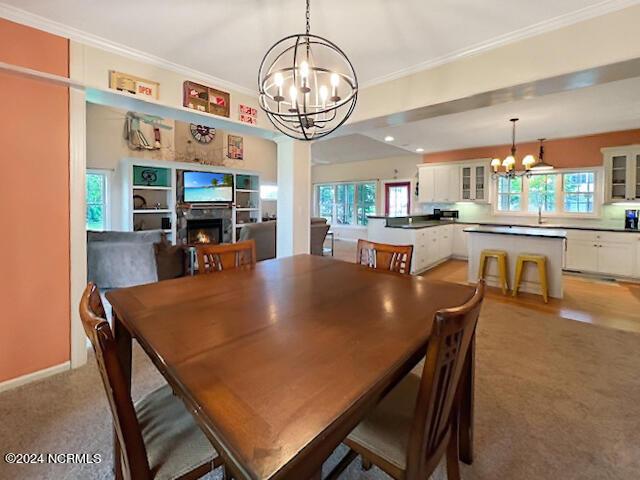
[109,71,159,99]
[183,81,230,117]
[239,104,258,125]
[190,124,216,144]
[227,135,244,160]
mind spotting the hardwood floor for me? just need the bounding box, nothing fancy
[328,239,640,333]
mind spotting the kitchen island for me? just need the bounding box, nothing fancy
[465,226,566,299]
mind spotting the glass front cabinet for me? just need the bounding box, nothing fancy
[602,146,640,202]
[460,160,489,202]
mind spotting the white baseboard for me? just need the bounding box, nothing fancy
[334,237,359,243]
[0,361,71,393]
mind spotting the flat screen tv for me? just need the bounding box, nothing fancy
[183,171,234,203]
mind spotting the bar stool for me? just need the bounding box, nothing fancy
[478,249,509,294]
[513,253,548,303]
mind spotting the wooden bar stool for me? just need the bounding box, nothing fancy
[478,249,508,294]
[513,253,549,303]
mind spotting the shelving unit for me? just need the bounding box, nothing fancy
[234,173,261,241]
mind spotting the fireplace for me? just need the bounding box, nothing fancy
[187,218,223,245]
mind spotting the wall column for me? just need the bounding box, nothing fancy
[276,137,311,257]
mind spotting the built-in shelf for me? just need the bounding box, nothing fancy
[133,185,172,191]
[236,208,259,211]
[236,189,259,193]
[133,209,172,214]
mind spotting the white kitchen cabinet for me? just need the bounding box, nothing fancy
[437,225,453,260]
[418,164,459,203]
[602,146,640,202]
[564,230,637,277]
[460,160,490,202]
[452,224,477,258]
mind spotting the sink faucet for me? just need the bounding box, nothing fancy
[538,205,543,225]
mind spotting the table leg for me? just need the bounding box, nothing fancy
[331,232,334,256]
[459,333,475,465]
[113,311,132,478]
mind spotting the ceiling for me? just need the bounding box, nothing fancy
[311,134,414,164]
[2,0,633,92]
[309,76,640,162]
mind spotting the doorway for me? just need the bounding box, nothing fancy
[385,181,411,216]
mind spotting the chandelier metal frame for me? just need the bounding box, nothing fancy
[257,0,358,141]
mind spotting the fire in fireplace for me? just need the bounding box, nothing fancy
[187,218,223,245]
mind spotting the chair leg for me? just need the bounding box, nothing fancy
[362,457,372,471]
[446,419,461,480]
[537,259,549,303]
[512,258,524,297]
[498,255,508,295]
[477,253,487,281]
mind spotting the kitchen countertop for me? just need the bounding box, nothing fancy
[369,215,639,233]
[463,225,567,239]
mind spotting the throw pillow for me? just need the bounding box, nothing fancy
[154,242,185,280]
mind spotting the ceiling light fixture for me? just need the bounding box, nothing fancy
[490,118,551,179]
[384,136,395,142]
[530,138,554,171]
[258,0,358,141]
[415,147,424,153]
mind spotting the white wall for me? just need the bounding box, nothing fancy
[86,103,277,224]
[311,154,421,240]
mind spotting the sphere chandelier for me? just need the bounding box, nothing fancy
[258,0,358,141]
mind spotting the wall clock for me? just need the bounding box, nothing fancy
[190,124,215,144]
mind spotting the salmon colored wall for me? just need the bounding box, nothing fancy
[423,129,640,167]
[0,19,70,383]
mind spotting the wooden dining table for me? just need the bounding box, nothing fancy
[106,254,476,480]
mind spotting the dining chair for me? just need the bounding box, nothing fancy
[344,280,485,480]
[356,239,414,275]
[196,239,257,274]
[79,283,224,480]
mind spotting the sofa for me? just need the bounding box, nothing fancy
[238,218,331,259]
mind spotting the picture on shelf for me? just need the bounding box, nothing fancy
[183,171,234,203]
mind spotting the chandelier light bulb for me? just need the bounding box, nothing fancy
[274,72,284,87]
[522,154,535,169]
[491,158,501,172]
[330,72,340,87]
[300,61,310,78]
[289,85,298,106]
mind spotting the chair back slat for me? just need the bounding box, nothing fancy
[406,280,485,478]
[79,283,151,480]
[196,239,257,274]
[356,239,413,275]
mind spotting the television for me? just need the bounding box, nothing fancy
[183,171,234,203]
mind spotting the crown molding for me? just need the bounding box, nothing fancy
[361,0,640,88]
[0,2,256,97]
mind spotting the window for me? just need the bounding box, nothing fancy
[497,177,522,211]
[528,174,556,213]
[315,182,377,226]
[563,172,595,213]
[494,169,597,216]
[260,184,278,201]
[86,171,109,231]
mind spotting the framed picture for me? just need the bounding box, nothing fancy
[183,81,230,118]
[239,104,258,125]
[227,135,244,160]
[109,71,159,99]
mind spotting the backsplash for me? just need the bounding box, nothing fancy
[419,202,634,229]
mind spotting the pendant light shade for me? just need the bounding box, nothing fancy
[529,138,554,171]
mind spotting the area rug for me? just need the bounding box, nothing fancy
[1,299,639,479]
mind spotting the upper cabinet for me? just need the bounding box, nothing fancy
[460,160,490,202]
[418,164,459,203]
[602,146,640,203]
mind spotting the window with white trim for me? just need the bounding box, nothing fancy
[497,177,522,211]
[86,170,110,231]
[315,181,377,226]
[494,169,598,216]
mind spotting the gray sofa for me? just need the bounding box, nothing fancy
[238,218,331,259]
[87,230,165,289]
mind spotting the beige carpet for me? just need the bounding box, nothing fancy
[1,300,639,479]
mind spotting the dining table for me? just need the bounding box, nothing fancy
[106,254,476,480]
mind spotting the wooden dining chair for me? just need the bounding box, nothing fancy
[344,280,485,480]
[356,239,414,275]
[79,283,224,480]
[196,239,257,274]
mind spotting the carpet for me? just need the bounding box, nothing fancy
[1,300,639,479]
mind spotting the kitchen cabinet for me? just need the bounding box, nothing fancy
[452,224,477,258]
[460,160,490,202]
[418,164,459,203]
[602,146,640,202]
[565,230,637,277]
